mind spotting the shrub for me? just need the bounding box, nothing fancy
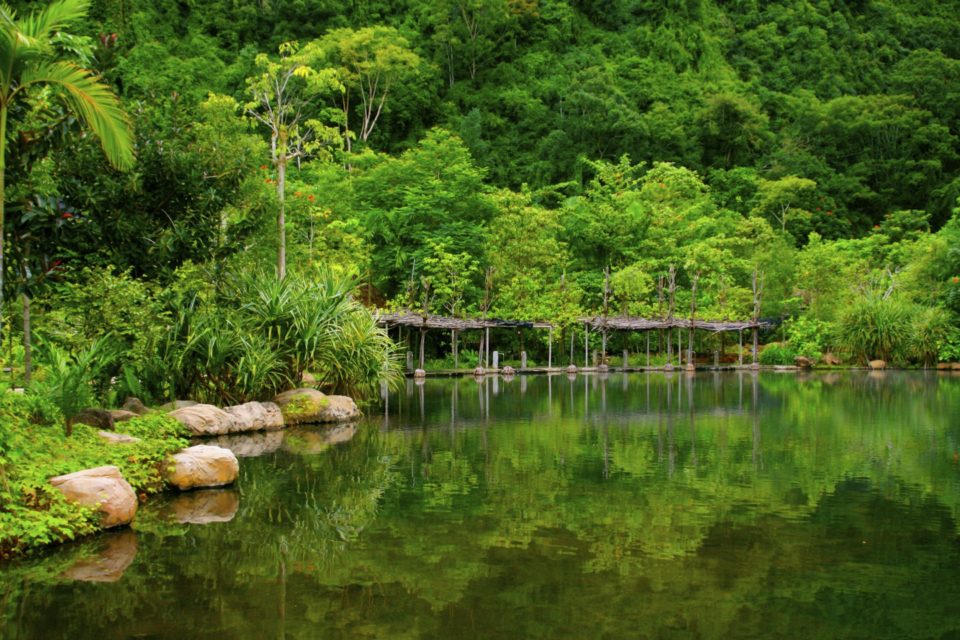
[30,337,120,427]
[909,307,953,367]
[785,316,835,359]
[837,294,912,364]
[759,343,797,365]
[937,326,960,363]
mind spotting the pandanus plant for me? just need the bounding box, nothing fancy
[0,0,133,365]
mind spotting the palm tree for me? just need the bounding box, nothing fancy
[0,0,133,379]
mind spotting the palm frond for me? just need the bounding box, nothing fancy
[18,0,89,39]
[19,60,134,169]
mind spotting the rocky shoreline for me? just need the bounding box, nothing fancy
[47,389,361,538]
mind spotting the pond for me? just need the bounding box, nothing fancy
[3,371,960,639]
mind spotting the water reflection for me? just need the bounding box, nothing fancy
[60,530,138,583]
[164,489,239,524]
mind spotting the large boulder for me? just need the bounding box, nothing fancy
[70,408,114,431]
[317,395,361,422]
[273,389,362,424]
[273,388,325,424]
[49,466,137,529]
[869,359,887,370]
[159,400,199,412]
[110,410,139,423]
[224,401,284,432]
[97,431,141,445]
[121,397,149,415]
[165,445,239,491]
[61,530,138,583]
[169,404,239,436]
[167,490,239,524]
[794,356,815,368]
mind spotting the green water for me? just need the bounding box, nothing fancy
[3,371,960,639]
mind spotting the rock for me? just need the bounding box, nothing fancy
[301,371,318,385]
[224,401,284,432]
[566,364,578,374]
[794,356,815,368]
[501,365,516,375]
[70,408,114,431]
[49,466,137,529]
[206,431,284,457]
[97,431,141,445]
[167,490,239,524]
[473,366,485,376]
[121,397,149,415]
[61,531,138,583]
[952,363,960,371]
[598,364,609,372]
[110,409,138,423]
[317,396,361,422]
[822,353,841,366]
[273,388,329,425]
[159,400,199,411]
[169,404,239,436]
[869,359,887,370]
[937,362,952,370]
[165,445,239,491]
[414,368,427,378]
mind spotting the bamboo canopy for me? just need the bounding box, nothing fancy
[580,316,768,332]
[377,311,553,331]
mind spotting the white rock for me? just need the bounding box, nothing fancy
[49,466,137,529]
[223,401,284,432]
[168,404,239,436]
[165,445,239,490]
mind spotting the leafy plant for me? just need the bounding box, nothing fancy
[759,343,797,365]
[909,306,953,367]
[837,294,913,365]
[30,336,119,429]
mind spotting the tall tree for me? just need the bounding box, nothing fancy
[302,27,421,153]
[245,41,342,279]
[0,0,133,373]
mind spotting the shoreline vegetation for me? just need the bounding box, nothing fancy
[1,0,959,559]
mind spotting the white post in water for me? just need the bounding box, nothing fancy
[493,351,499,370]
[584,324,589,368]
[548,327,553,369]
[521,351,527,370]
[623,349,629,370]
[406,351,414,372]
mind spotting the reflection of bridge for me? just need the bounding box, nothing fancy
[380,371,762,433]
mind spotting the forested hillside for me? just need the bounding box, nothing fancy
[5,0,960,372]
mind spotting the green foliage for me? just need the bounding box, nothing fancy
[0,394,188,556]
[30,336,119,424]
[938,326,960,363]
[785,316,835,360]
[909,306,954,367]
[758,343,797,366]
[837,294,913,365]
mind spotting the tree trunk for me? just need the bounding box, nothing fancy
[0,105,7,356]
[276,154,287,279]
[22,293,30,385]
